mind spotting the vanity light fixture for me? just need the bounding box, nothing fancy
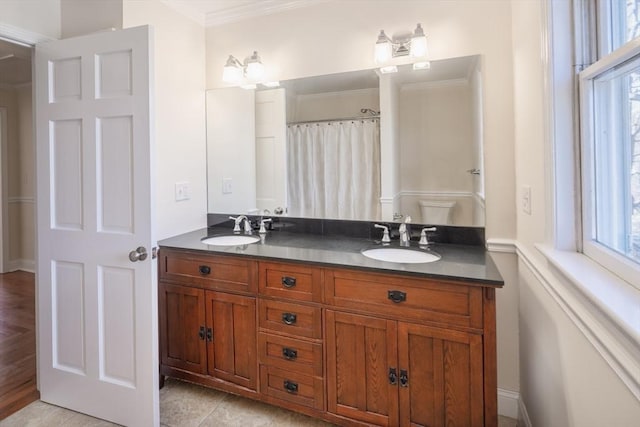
[374,23,430,73]
[222,50,268,87]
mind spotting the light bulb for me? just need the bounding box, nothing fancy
[222,55,242,84]
[410,24,428,58]
[246,61,265,81]
[375,30,392,64]
[222,64,242,83]
[245,51,265,82]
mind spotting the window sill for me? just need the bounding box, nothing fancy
[531,244,640,400]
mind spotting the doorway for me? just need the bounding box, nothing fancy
[0,37,35,274]
[0,36,37,419]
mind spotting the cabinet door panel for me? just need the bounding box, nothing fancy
[159,283,206,374]
[206,291,257,390]
[326,310,398,426]
[398,323,484,427]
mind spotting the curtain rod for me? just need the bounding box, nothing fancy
[287,115,380,126]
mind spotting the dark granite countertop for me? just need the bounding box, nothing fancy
[159,227,504,287]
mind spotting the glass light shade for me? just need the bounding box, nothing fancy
[222,64,242,84]
[410,35,428,57]
[375,30,392,64]
[246,61,265,81]
[410,23,428,57]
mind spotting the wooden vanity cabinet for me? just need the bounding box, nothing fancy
[257,261,326,412]
[158,249,258,394]
[158,248,499,427]
[326,310,484,426]
[324,268,491,427]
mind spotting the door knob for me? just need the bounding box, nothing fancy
[128,246,148,262]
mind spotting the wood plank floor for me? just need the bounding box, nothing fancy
[0,271,39,420]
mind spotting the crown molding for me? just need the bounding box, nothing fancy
[204,0,332,27]
[159,0,206,27]
[0,23,56,46]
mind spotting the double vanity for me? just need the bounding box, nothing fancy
[158,218,503,426]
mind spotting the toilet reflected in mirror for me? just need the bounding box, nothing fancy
[419,200,456,225]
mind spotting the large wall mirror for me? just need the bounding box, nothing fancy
[206,54,484,226]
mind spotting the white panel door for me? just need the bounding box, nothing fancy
[35,26,157,426]
[255,88,286,213]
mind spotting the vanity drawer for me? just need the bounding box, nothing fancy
[260,365,324,411]
[324,269,483,329]
[258,332,323,377]
[159,249,257,294]
[258,299,322,339]
[259,262,322,302]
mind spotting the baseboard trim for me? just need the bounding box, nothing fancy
[519,395,532,427]
[5,258,35,273]
[497,388,519,419]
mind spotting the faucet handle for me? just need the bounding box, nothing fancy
[419,227,437,246]
[229,216,241,232]
[374,224,391,243]
[259,218,272,234]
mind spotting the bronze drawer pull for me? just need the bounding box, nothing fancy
[387,290,406,303]
[283,380,298,394]
[198,326,206,340]
[399,369,409,387]
[388,367,398,385]
[281,276,297,288]
[282,347,298,360]
[282,312,297,325]
[199,265,211,275]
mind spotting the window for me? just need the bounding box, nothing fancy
[580,0,640,289]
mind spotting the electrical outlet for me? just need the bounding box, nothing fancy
[222,178,233,194]
[175,181,191,201]
[522,186,531,215]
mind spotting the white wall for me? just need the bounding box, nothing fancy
[0,0,61,40]
[397,81,474,225]
[0,86,34,272]
[206,88,256,213]
[399,82,473,193]
[512,1,640,425]
[14,84,35,269]
[61,0,122,38]
[379,72,401,220]
[123,0,207,240]
[205,0,516,241]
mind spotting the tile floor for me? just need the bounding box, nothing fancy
[0,378,518,426]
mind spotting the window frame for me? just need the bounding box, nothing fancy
[536,0,640,403]
[579,31,640,291]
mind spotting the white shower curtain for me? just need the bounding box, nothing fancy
[287,119,380,220]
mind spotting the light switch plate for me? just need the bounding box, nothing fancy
[175,181,191,201]
[522,185,531,215]
[222,178,233,194]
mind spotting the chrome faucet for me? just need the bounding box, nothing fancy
[374,224,391,243]
[398,216,412,247]
[229,215,251,233]
[419,227,437,246]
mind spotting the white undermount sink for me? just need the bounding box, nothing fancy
[361,247,441,264]
[201,234,260,246]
